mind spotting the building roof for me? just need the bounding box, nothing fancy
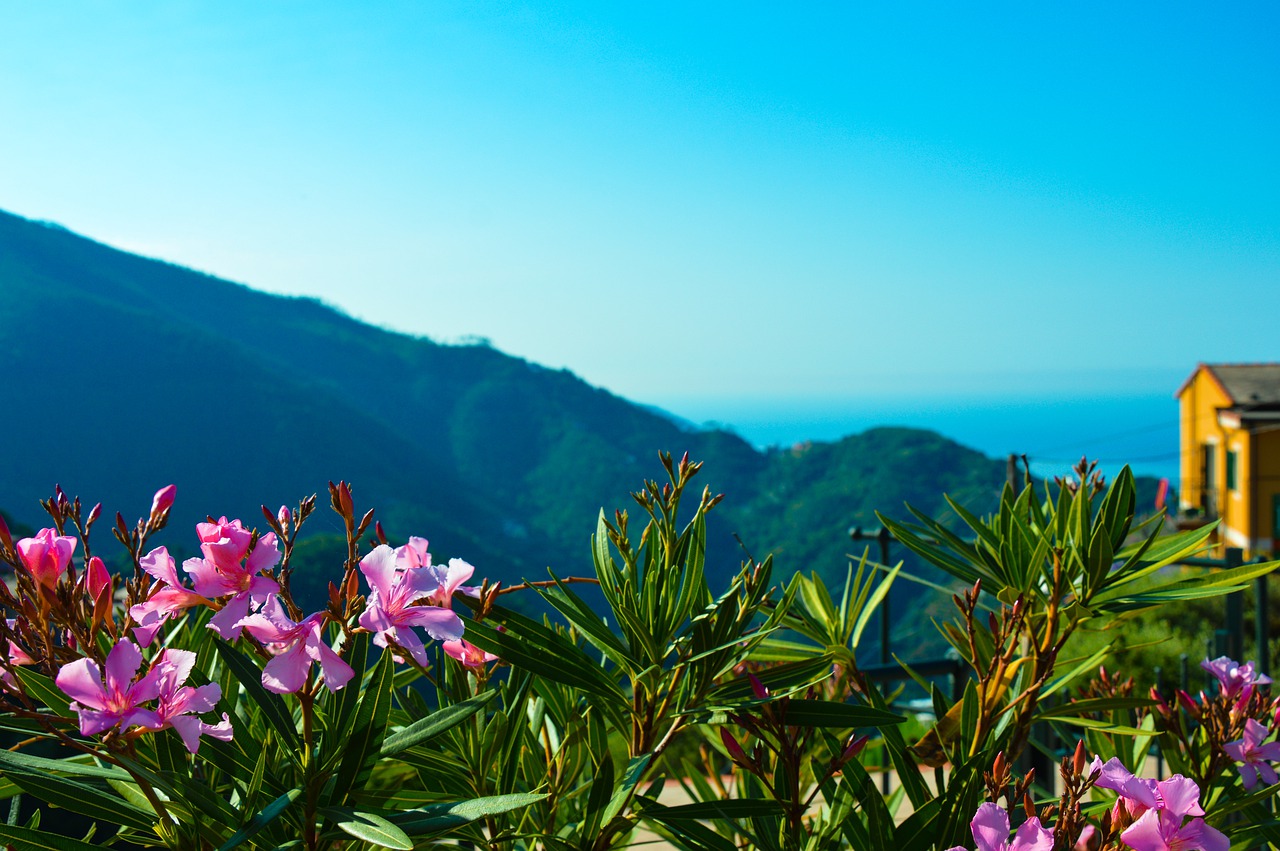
[1176,362,1280,407]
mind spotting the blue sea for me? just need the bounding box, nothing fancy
[663,393,1180,484]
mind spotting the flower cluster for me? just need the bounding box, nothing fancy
[1149,655,1280,793]
[0,482,491,761]
[948,745,1228,851]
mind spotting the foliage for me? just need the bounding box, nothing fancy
[1,456,1277,850]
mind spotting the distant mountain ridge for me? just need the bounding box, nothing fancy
[1,208,1110,643]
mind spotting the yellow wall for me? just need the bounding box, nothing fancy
[1256,428,1280,555]
[1179,365,1280,556]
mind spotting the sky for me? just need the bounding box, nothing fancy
[1,2,1277,423]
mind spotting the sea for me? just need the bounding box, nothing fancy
[662,392,1180,485]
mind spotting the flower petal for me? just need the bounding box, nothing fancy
[56,658,107,710]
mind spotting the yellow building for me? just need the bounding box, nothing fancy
[1176,363,1280,557]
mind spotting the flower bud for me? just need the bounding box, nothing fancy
[747,673,769,701]
[86,503,102,526]
[1072,739,1087,776]
[278,505,291,527]
[84,556,111,601]
[841,734,870,762]
[720,728,750,766]
[0,511,11,551]
[150,485,177,518]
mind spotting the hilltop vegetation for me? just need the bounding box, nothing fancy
[0,209,1163,652]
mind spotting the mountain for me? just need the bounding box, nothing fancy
[2,208,1154,650]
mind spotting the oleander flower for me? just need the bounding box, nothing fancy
[358,544,464,666]
[144,648,233,753]
[56,640,162,736]
[1200,656,1271,700]
[442,639,497,667]
[183,518,281,640]
[1,620,36,689]
[129,547,208,645]
[16,528,77,590]
[235,597,354,694]
[1120,809,1228,851]
[1224,718,1280,790]
[945,802,1053,851]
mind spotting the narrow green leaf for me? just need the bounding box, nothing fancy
[781,699,904,728]
[6,772,154,831]
[213,640,300,751]
[330,649,395,805]
[390,792,548,836]
[380,690,496,757]
[217,787,303,851]
[0,824,107,851]
[639,798,786,820]
[12,670,73,718]
[319,808,413,850]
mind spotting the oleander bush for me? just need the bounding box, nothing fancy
[0,455,1277,850]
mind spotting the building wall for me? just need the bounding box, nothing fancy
[1255,426,1280,555]
[1179,367,1232,517]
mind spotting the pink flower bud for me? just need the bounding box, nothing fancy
[278,505,291,527]
[0,512,11,550]
[84,556,111,601]
[842,734,869,762]
[150,485,177,518]
[747,672,769,701]
[720,728,750,766]
[86,503,102,526]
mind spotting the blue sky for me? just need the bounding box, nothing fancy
[1,2,1277,413]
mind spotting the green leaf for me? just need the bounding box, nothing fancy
[213,640,300,752]
[0,824,108,851]
[781,699,904,728]
[1033,697,1156,720]
[462,605,627,706]
[601,753,651,827]
[638,798,786,820]
[319,808,413,850]
[217,787,303,850]
[530,572,633,670]
[0,749,129,781]
[380,690,496,757]
[12,669,73,718]
[390,793,548,836]
[330,648,395,805]
[6,771,155,831]
[851,563,900,649]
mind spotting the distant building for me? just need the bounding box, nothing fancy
[1176,363,1280,556]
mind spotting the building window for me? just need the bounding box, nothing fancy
[1226,449,1239,492]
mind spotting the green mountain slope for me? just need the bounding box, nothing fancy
[0,208,1097,649]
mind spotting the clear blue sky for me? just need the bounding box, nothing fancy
[2,2,1276,411]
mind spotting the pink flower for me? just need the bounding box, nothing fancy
[144,649,233,753]
[150,484,177,518]
[1,620,36,689]
[1224,718,1280,790]
[56,640,163,736]
[358,544,464,666]
[946,802,1053,851]
[183,518,281,640]
[129,547,208,646]
[442,639,497,668]
[1121,809,1228,851]
[1200,656,1271,700]
[1090,757,1160,817]
[235,597,354,694]
[397,538,480,603]
[16,528,77,590]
